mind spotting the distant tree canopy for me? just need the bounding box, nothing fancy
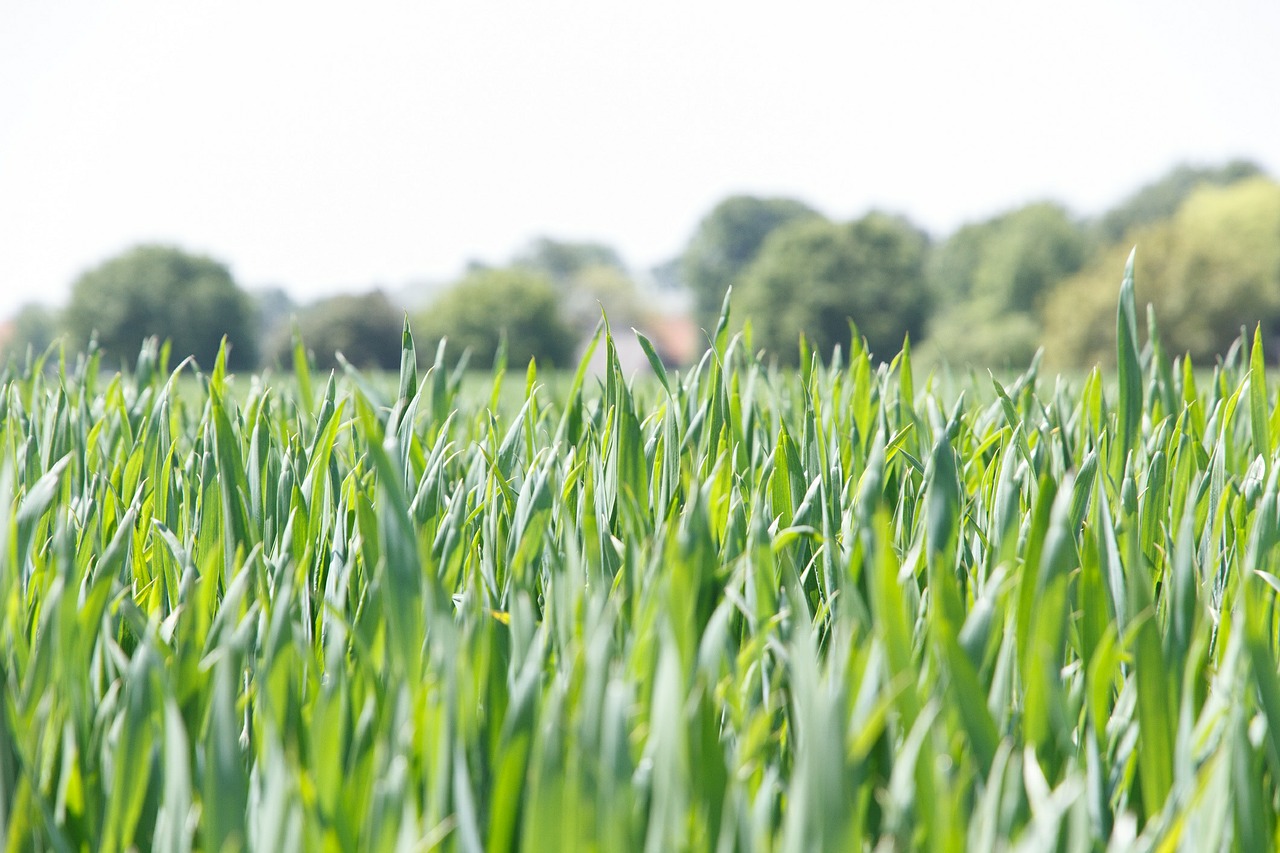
[925,202,1087,367]
[682,195,821,332]
[511,236,645,332]
[1095,159,1264,244]
[274,290,404,371]
[416,267,576,369]
[1045,176,1280,366]
[512,237,625,283]
[736,212,930,365]
[64,244,257,369]
[560,263,646,332]
[25,158,1278,377]
[253,287,297,346]
[931,202,1086,312]
[648,256,683,292]
[1,304,59,364]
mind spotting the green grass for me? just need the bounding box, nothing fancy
[3,256,1280,850]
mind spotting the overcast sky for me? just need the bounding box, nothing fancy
[2,1,1278,320]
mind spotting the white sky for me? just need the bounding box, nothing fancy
[2,1,1278,319]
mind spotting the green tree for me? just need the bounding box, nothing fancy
[1045,176,1280,366]
[417,267,576,369]
[926,218,995,305]
[682,195,821,331]
[561,263,647,332]
[971,203,1086,313]
[64,244,257,369]
[1,303,60,364]
[924,202,1087,367]
[270,290,404,371]
[1095,159,1264,244]
[513,238,625,283]
[736,212,931,365]
[649,256,684,292]
[930,202,1086,309]
[510,237,645,331]
[253,287,297,347]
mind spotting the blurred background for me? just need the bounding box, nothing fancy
[2,1,1278,372]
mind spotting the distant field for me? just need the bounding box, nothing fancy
[3,261,1280,850]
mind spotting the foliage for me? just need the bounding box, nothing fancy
[649,255,684,291]
[1095,158,1264,244]
[736,212,931,364]
[252,286,297,347]
[930,201,1087,312]
[512,237,625,282]
[509,237,646,332]
[269,290,404,371]
[63,243,257,370]
[0,303,60,364]
[559,263,646,331]
[925,202,1086,367]
[6,262,1280,849]
[1045,176,1280,365]
[681,194,821,331]
[921,302,1043,369]
[416,266,576,369]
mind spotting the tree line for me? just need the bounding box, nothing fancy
[4,158,1276,372]
[1,240,642,374]
[687,159,1277,368]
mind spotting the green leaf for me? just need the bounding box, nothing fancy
[1116,248,1143,474]
[634,329,671,396]
[291,318,314,412]
[1250,324,1270,463]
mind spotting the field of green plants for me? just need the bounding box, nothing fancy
[4,257,1280,850]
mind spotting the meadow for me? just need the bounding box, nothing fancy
[3,256,1280,850]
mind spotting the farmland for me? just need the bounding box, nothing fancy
[3,259,1280,850]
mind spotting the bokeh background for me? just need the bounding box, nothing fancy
[2,1,1278,371]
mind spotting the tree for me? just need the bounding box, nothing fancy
[1095,159,1264,244]
[416,267,576,369]
[924,202,1087,367]
[1044,176,1280,366]
[926,219,995,305]
[64,244,257,369]
[0,303,60,364]
[682,195,822,332]
[649,256,684,292]
[736,212,931,365]
[253,286,297,346]
[270,290,404,371]
[931,202,1086,309]
[920,302,1045,370]
[510,237,645,331]
[560,263,647,332]
[513,237,625,283]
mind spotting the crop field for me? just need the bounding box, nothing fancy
[5,259,1280,850]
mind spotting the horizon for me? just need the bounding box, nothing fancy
[3,1,1278,318]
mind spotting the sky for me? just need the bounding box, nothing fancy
[2,1,1278,320]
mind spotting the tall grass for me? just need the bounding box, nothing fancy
[3,255,1280,850]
